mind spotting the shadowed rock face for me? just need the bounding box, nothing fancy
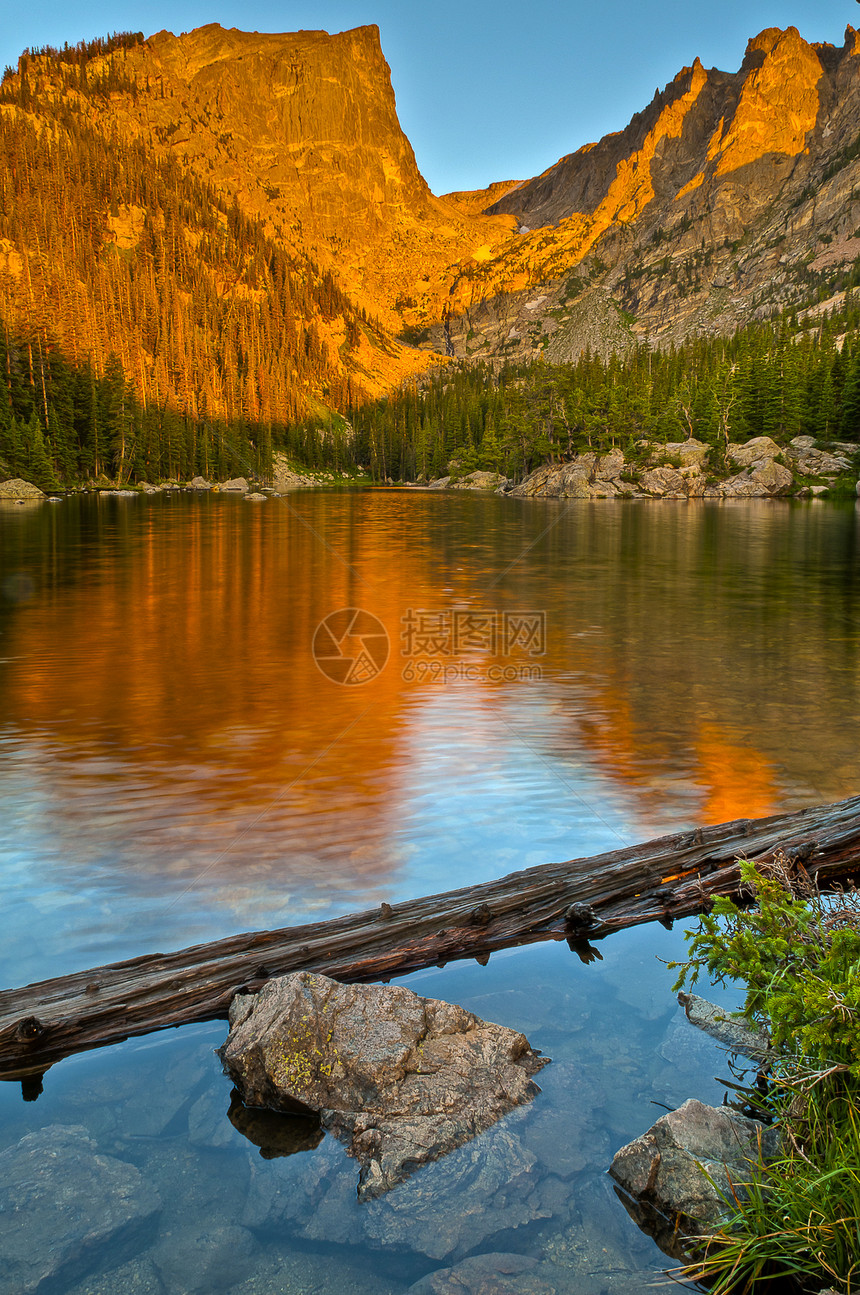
[218,970,548,1200]
[487,27,830,233]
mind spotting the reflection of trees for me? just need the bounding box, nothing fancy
[1,494,859,891]
[0,495,422,896]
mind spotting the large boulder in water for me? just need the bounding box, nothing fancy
[219,970,548,1200]
[609,1098,780,1241]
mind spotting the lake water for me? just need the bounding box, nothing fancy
[1,490,859,1293]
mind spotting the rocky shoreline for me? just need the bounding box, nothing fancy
[0,453,367,502]
[2,436,857,504]
[426,435,859,501]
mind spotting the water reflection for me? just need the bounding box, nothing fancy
[2,492,858,1293]
[227,1091,324,1160]
[1,494,859,978]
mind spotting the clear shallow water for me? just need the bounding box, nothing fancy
[1,491,859,1293]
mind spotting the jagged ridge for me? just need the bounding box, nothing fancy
[3,19,860,418]
[434,25,860,362]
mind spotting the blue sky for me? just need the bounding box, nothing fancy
[2,1,855,193]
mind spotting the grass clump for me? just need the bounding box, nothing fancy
[670,855,860,1293]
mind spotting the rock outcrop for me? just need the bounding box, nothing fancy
[446,470,510,492]
[438,26,860,365]
[7,19,860,395]
[609,1099,780,1238]
[502,435,853,500]
[271,454,360,490]
[0,478,45,499]
[219,970,548,1200]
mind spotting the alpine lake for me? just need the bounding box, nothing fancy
[1,487,859,1295]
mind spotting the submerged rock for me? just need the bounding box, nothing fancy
[240,1106,561,1261]
[407,1252,558,1295]
[677,992,771,1064]
[219,970,548,1200]
[0,1124,161,1294]
[609,1098,780,1241]
[150,1223,256,1293]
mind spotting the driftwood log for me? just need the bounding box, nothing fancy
[2,794,859,1083]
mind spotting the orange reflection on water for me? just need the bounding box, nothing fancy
[694,723,777,825]
[1,491,849,918]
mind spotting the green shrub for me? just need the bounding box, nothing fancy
[672,858,860,1075]
[670,859,860,1292]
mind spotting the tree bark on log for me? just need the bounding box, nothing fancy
[2,794,859,1082]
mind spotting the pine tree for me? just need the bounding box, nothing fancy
[839,354,860,441]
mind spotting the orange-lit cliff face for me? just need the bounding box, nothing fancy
[51,23,514,331]
[437,25,860,361]
[0,23,513,424]
[5,20,860,397]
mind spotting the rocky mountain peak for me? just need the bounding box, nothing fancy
[4,18,860,410]
[428,23,860,367]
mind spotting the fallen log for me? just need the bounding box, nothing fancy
[2,794,860,1083]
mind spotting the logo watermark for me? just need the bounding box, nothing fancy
[312,608,390,685]
[312,608,546,686]
[401,609,546,658]
[401,660,544,684]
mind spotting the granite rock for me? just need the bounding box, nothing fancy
[220,970,548,1200]
[0,478,46,499]
[610,1098,780,1235]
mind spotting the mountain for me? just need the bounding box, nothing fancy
[0,24,512,448]
[99,24,514,326]
[433,26,860,362]
[1,20,860,472]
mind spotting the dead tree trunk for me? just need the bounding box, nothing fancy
[2,794,859,1081]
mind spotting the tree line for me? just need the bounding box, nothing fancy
[2,34,860,490]
[4,304,860,491]
[352,307,860,482]
[0,42,384,485]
